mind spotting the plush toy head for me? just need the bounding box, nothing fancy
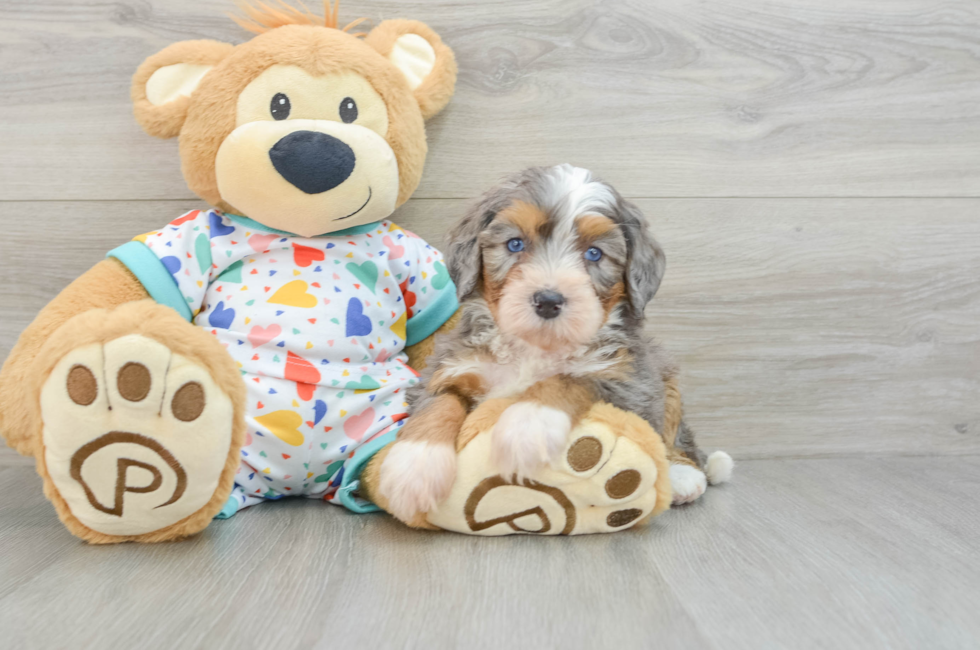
[131,2,456,237]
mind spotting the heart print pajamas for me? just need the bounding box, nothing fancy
[108,209,458,516]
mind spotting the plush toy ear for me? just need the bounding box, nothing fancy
[132,40,235,139]
[365,20,457,121]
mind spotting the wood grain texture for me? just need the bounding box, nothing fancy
[2,199,977,462]
[1,1,979,644]
[2,0,980,200]
[0,457,977,650]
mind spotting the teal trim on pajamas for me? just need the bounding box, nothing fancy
[215,495,239,520]
[224,213,382,238]
[336,427,401,513]
[405,282,459,346]
[107,241,194,322]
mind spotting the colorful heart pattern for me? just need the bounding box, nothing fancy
[255,410,305,447]
[345,297,373,337]
[268,280,318,308]
[345,260,378,293]
[136,209,453,507]
[208,301,235,329]
[248,324,281,348]
[343,407,375,442]
[293,243,325,268]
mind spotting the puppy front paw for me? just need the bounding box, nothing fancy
[491,402,571,480]
[378,440,456,523]
[669,464,707,505]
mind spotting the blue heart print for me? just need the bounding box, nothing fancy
[345,297,373,337]
[209,301,236,329]
[161,256,181,275]
[209,212,235,238]
[313,400,328,425]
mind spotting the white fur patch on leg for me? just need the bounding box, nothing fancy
[705,451,733,485]
[669,464,707,505]
[491,402,571,481]
[378,440,456,523]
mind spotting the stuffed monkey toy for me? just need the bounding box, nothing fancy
[0,2,672,543]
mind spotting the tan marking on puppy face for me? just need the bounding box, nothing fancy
[575,214,616,242]
[498,201,548,241]
[481,260,523,317]
[601,281,626,315]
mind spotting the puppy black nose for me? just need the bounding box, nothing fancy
[532,290,565,320]
[269,131,356,194]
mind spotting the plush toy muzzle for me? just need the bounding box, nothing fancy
[215,115,398,236]
[269,131,356,194]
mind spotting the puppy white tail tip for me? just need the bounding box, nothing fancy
[705,451,733,485]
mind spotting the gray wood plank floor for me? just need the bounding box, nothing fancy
[1,457,978,650]
[1,0,979,648]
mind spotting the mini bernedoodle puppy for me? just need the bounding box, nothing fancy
[379,165,732,521]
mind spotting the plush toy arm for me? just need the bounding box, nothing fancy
[0,258,149,456]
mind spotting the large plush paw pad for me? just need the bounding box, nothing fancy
[378,440,456,522]
[40,335,235,537]
[426,405,670,536]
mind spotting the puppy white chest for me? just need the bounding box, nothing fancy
[482,354,564,399]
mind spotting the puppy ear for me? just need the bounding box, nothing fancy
[620,200,666,317]
[365,20,457,120]
[132,40,235,139]
[447,185,518,300]
[446,204,488,302]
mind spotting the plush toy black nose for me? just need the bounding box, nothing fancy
[532,290,565,320]
[269,131,356,194]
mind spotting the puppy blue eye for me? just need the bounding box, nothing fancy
[507,238,525,253]
[584,246,603,262]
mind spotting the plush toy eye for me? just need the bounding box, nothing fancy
[584,246,603,262]
[507,238,525,253]
[270,93,291,120]
[339,97,358,123]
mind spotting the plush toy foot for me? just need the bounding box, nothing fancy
[409,402,672,536]
[32,302,245,543]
